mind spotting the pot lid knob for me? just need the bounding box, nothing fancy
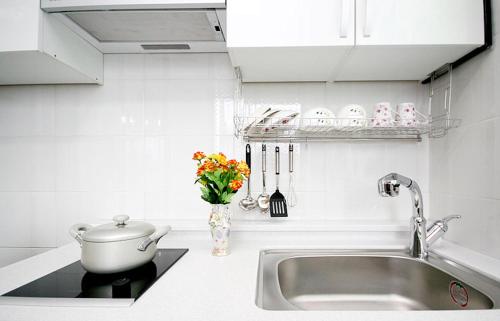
[113,215,129,226]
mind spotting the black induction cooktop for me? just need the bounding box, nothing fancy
[3,249,188,303]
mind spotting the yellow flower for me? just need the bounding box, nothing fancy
[208,152,227,166]
[218,153,228,166]
[237,161,250,177]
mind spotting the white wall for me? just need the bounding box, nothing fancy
[429,2,500,259]
[0,53,428,266]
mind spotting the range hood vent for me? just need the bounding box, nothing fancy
[141,44,191,50]
[41,1,227,53]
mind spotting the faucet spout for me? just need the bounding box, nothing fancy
[378,173,427,258]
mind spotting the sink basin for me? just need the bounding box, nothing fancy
[256,250,500,311]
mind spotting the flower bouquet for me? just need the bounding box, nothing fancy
[193,151,249,256]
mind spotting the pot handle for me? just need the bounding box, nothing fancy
[137,225,172,251]
[69,223,92,245]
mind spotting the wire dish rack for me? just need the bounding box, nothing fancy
[234,115,461,142]
[232,64,461,143]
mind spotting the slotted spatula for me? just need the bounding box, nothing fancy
[270,146,288,217]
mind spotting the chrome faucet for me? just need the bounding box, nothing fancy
[378,173,427,258]
[377,173,461,259]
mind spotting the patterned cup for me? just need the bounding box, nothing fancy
[397,102,417,127]
[372,102,393,127]
[397,102,416,118]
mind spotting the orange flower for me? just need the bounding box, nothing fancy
[228,179,243,191]
[203,160,216,172]
[193,150,248,204]
[192,151,206,161]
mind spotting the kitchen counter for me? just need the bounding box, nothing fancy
[1,231,500,321]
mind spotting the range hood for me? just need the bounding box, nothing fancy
[41,1,227,53]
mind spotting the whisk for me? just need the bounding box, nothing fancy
[286,144,297,207]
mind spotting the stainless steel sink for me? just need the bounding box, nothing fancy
[256,250,500,311]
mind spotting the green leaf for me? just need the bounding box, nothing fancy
[224,193,234,204]
[200,186,209,197]
[205,172,216,181]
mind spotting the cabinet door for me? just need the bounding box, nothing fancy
[228,0,355,47]
[0,0,41,52]
[356,0,484,46]
[0,0,103,84]
[227,0,355,81]
[336,0,485,80]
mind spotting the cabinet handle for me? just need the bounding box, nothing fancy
[363,0,372,37]
[339,0,350,38]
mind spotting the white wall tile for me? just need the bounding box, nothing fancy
[55,136,144,192]
[144,80,170,135]
[493,0,500,36]
[55,81,144,136]
[494,118,500,200]
[55,136,121,191]
[0,53,430,261]
[212,54,236,80]
[55,84,119,136]
[0,192,56,247]
[164,80,216,135]
[144,54,170,80]
[430,31,500,259]
[0,137,55,191]
[144,191,170,220]
[166,54,213,80]
[0,86,55,137]
[144,79,234,136]
[0,248,51,268]
[104,54,145,80]
[481,198,500,258]
[443,196,483,250]
[144,135,169,191]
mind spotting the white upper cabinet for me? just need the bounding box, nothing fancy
[227,0,485,82]
[0,0,103,85]
[227,0,355,82]
[0,0,40,52]
[336,0,485,81]
[355,0,484,46]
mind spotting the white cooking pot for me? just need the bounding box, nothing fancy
[69,215,171,274]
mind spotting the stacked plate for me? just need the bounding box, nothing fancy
[245,108,300,134]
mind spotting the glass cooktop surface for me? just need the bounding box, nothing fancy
[3,249,188,301]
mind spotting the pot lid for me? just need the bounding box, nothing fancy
[82,215,155,243]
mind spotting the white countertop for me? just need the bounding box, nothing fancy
[1,231,500,321]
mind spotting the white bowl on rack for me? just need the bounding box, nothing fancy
[299,108,337,132]
[338,104,368,127]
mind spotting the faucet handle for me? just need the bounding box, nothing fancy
[426,214,461,246]
[441,215,461,224]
